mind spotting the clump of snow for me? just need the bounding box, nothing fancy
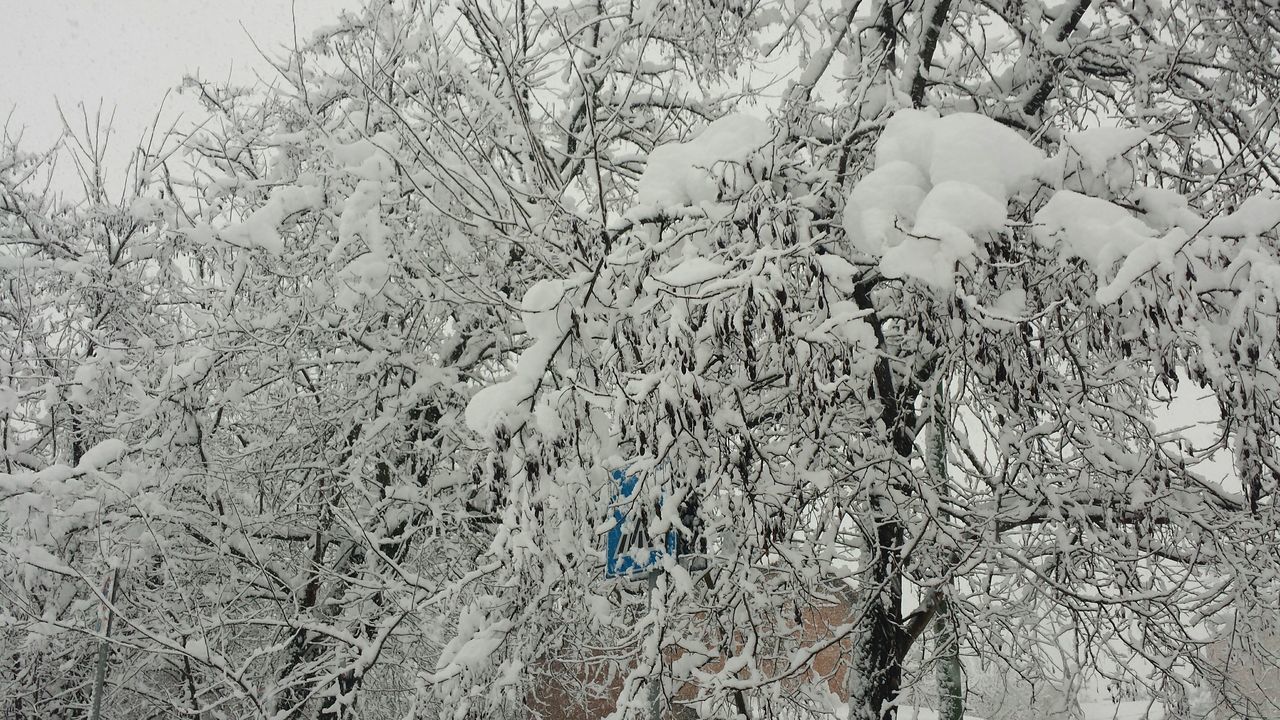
[76,439,127,472]
[1064,127,1148,173]
[464,279,575,434]
[880,181,1007,289]
[325,135,401,308]
[654,256,730,287]
[1096,227,1188,304]
[14,545,75,576]
[873,109,939,175]
[128,196,166,221]
[0,384,17,413]
[842,161,929,257]
[803,300,877,371]
[847,109,1043,289]
[878,235,965,290]
[633,0,663,23]
[815,253,860,293]
[1034,190,1189,303]
[1034,191,1157,269]
[914,181,1008,236]
[1132,187,1204,231]
[1044,126,1145,197]
[521,278,573,340]
[330,132,400,180]
[431,606,513,683]
[220,184,323,255]
[635,114,773,208]
[927,113,1045,201]
[993,287,1028,318]
[1205,193,1280,237]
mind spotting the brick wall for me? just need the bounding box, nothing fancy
[526,584,858,719]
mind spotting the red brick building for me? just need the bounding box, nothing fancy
[526,583,859,719]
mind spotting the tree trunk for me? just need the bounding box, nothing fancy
[928,386,964,720]
[847,507,905,720]
[933,600,963,720]
[847,282,915,720]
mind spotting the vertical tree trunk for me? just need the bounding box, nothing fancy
[847,282,915,720]
[929,384,963,720]
[847,510,905,720]
[933,600,963,720]
[89,568,120,720]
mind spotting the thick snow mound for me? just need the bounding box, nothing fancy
[1034,191,1157,269]
[1064,127,1147,172]
[1205,193,1280,237]
[842,160,930,257]
[1034,190,1190,303]
[848,109,1044,289]
[927,113,1045,201]
[875,109,1044,202]
[636,114,773,208]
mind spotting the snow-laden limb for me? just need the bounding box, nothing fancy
[218,184,324,255]
[635,114,774,210]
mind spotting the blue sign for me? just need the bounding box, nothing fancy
[605,468,677,578]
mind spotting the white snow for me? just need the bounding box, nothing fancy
[804,301,878,374]
[880,181,1007,289]
[14,545,75,576]
[926,113,1045,202]
[1034,191,1156,276]
[993,287,1027,318]
[848,112,1196,296]
[636,114,773,208]
[219,184,323,255]
[878,233,968,290]
[76,438,127,472]
[972,286,1029,330]
[842,161,930,257]
[654,256,731,287]
[1204,193,1280,237]
[521,279,572,340]
[1095,227,1188,304]
[873,109,939,175]
[1064,127,1148,172]
[464,279,574,435]
[848,110,1041,289]
[913,181,1008,237]
[816,253,861,293]
[1035,189,1197,303]
[1132,187,1204,231]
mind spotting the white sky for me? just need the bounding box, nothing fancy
[1,0,356,190]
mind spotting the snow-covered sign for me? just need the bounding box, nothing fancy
[605,469,677,578]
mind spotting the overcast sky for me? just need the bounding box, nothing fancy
[1,0,354,189]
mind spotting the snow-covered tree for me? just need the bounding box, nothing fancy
[3,1,1280,720]
[457,2,1280,719]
